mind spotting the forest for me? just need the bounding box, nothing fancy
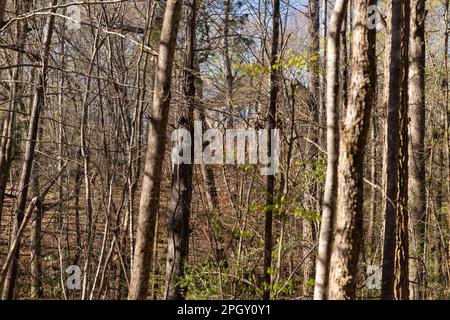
[0,0,447,301]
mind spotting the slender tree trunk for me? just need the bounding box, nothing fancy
[2,0,57,299]
[79,17,103,300]
[394,0,411,300]
[303,0,320,298]
[164,0,197,300]
[30,160,43,299]
[367,0,378,257]
[0,198,37,289]
[128,0,183,300]
[262,0,280,301]
[328,0,375,300]
[381,0,403,300]
[444,0,450,295]
[223,0,234,127]
[314,0,347,301]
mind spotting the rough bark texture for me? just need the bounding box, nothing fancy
[128,0,183,300]
[164,0,197,300]
[381,0,403,301]
[367,0,378,258]
[0,0,6,26]
[328,0,374,300]
[394,0,411,300]
[263,0,280,301]
[314,0,347,301]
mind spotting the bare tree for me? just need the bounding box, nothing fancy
[128,0,184,300]
[164,0,197,300]
[2,0,58,300]
[263,0,280,301]
[328,0,375,300]
[394,0,411,300]
[314,0,347,301]
[381,0,403,301]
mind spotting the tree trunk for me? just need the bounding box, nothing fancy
[394,0,411,300]
[164,0,197,300]
[1,0,57,300]
[381,0,403,300]
[367,0,378,258]
[262,0,280,301]
[303,0,321,298]
[444,0,450,295]
[0,0,6,26]
[30,163,44,299]
[328,0,375,300]
[128,0,183,300]
[314,0,347,301]
[223,0,234,127]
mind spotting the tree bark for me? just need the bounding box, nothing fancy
[262,0,280,301]
[164,0,197,300]
[394,0,411,300]
[128,0,183,300]
[381,0,403,300]
[223,0,234,127]
[314,0,347,301]
[30,163,44,299]
[0,0,6,26]
[328,0,375,300]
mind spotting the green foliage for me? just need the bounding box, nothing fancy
[179,264,222,300]
[234,63,269,77]
[233,49,320,79]
[293,208,321,222]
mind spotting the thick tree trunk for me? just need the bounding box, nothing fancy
[128,0,183,300]
[164,0,197,300]
[314,0,347,301]
[328,0,375,300]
